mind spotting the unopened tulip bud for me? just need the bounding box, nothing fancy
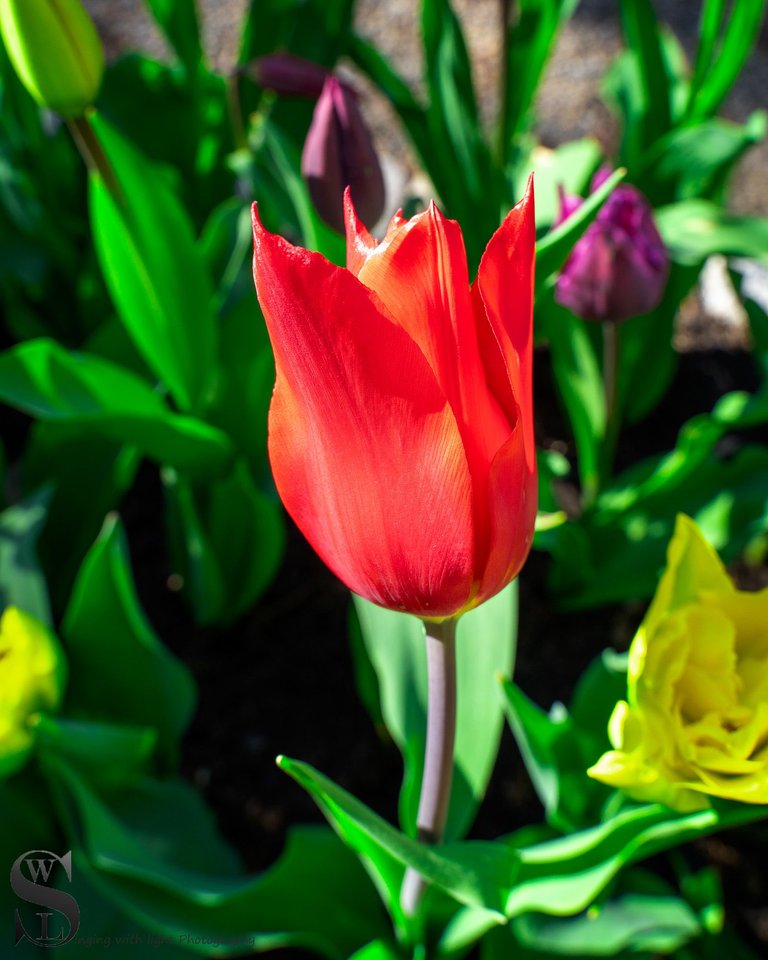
[302,75,385,234]
[0,0,104,117]
[245,53,330,98]
[555,169,669,323]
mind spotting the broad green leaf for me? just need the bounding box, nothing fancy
[352,582,517,841]
[0,339,232,480]
[522,139,601,230]
[46,756,387,958]
[88,113,217,414]
[513,891,700,955]
[142,0,203,73]
[656,200,768,265]
[535,168,625,289]
[35,715,157,788]
[62,515,196,758]
[0,487,51,624]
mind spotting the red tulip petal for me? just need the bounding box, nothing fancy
[353,201,511,568]
[476,422,537,605]
[344,186,377,275]
[253,206,475,617]
[344,189,407,277]
[472,175,536,471]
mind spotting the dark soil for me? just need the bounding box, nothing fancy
[109,345,768,958]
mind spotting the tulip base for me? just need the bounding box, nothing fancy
[401,617,457,916]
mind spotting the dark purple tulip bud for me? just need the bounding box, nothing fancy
[555,169,669,323]
[245,53,330,98]
[301,75,385,234]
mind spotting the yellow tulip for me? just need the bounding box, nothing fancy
[0,0,103,117]
[588,515,768,812]
[0,607,67,777]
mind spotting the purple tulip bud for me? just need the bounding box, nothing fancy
[245,53,330,98]
[555,170,669,323]
[301,75,385,234]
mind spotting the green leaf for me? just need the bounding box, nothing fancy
[634,113,767,205]
[88,113,217,413]
[348,941,404,960]
[278,756,768,923]
[46,756,387,958]
[0,339,233,480]
[501,679,611,831]
[685,0,766,122]
[0,487,51,624]
[62,515,196,759]
[512,890,701,955]
[522,138,601,229]
[535,168,625,289]
[420,0,497,263]
[162,461,284,626]
[278,755,511,923]
[352,582,517,841]
[656,200,768,265]
[35,715,157,788]
[617,262,700,425]
[22,425,140,615]
[549,388,768,607]
[620,0,672,148]
[544,299,604,497]
[501,0,577,148]
[142,0,203,73]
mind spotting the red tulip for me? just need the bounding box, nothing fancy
[251,178,537,619]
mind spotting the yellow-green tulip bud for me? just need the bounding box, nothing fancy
[0,607,67,778]
[589,515,768,812]
[0,0,104,117]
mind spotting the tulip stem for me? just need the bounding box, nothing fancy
[226,73,248,151]
[67,114,123,205]
[401,617,458,917]
[601,321,621,488]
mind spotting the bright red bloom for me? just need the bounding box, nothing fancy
[251,179,536,619]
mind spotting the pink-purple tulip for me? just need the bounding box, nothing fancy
[301,75,385,234]
[555,169,669,323]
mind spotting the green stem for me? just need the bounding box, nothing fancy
[66,113,123,205]
[600,320,621,488]
[401,617,458,916]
